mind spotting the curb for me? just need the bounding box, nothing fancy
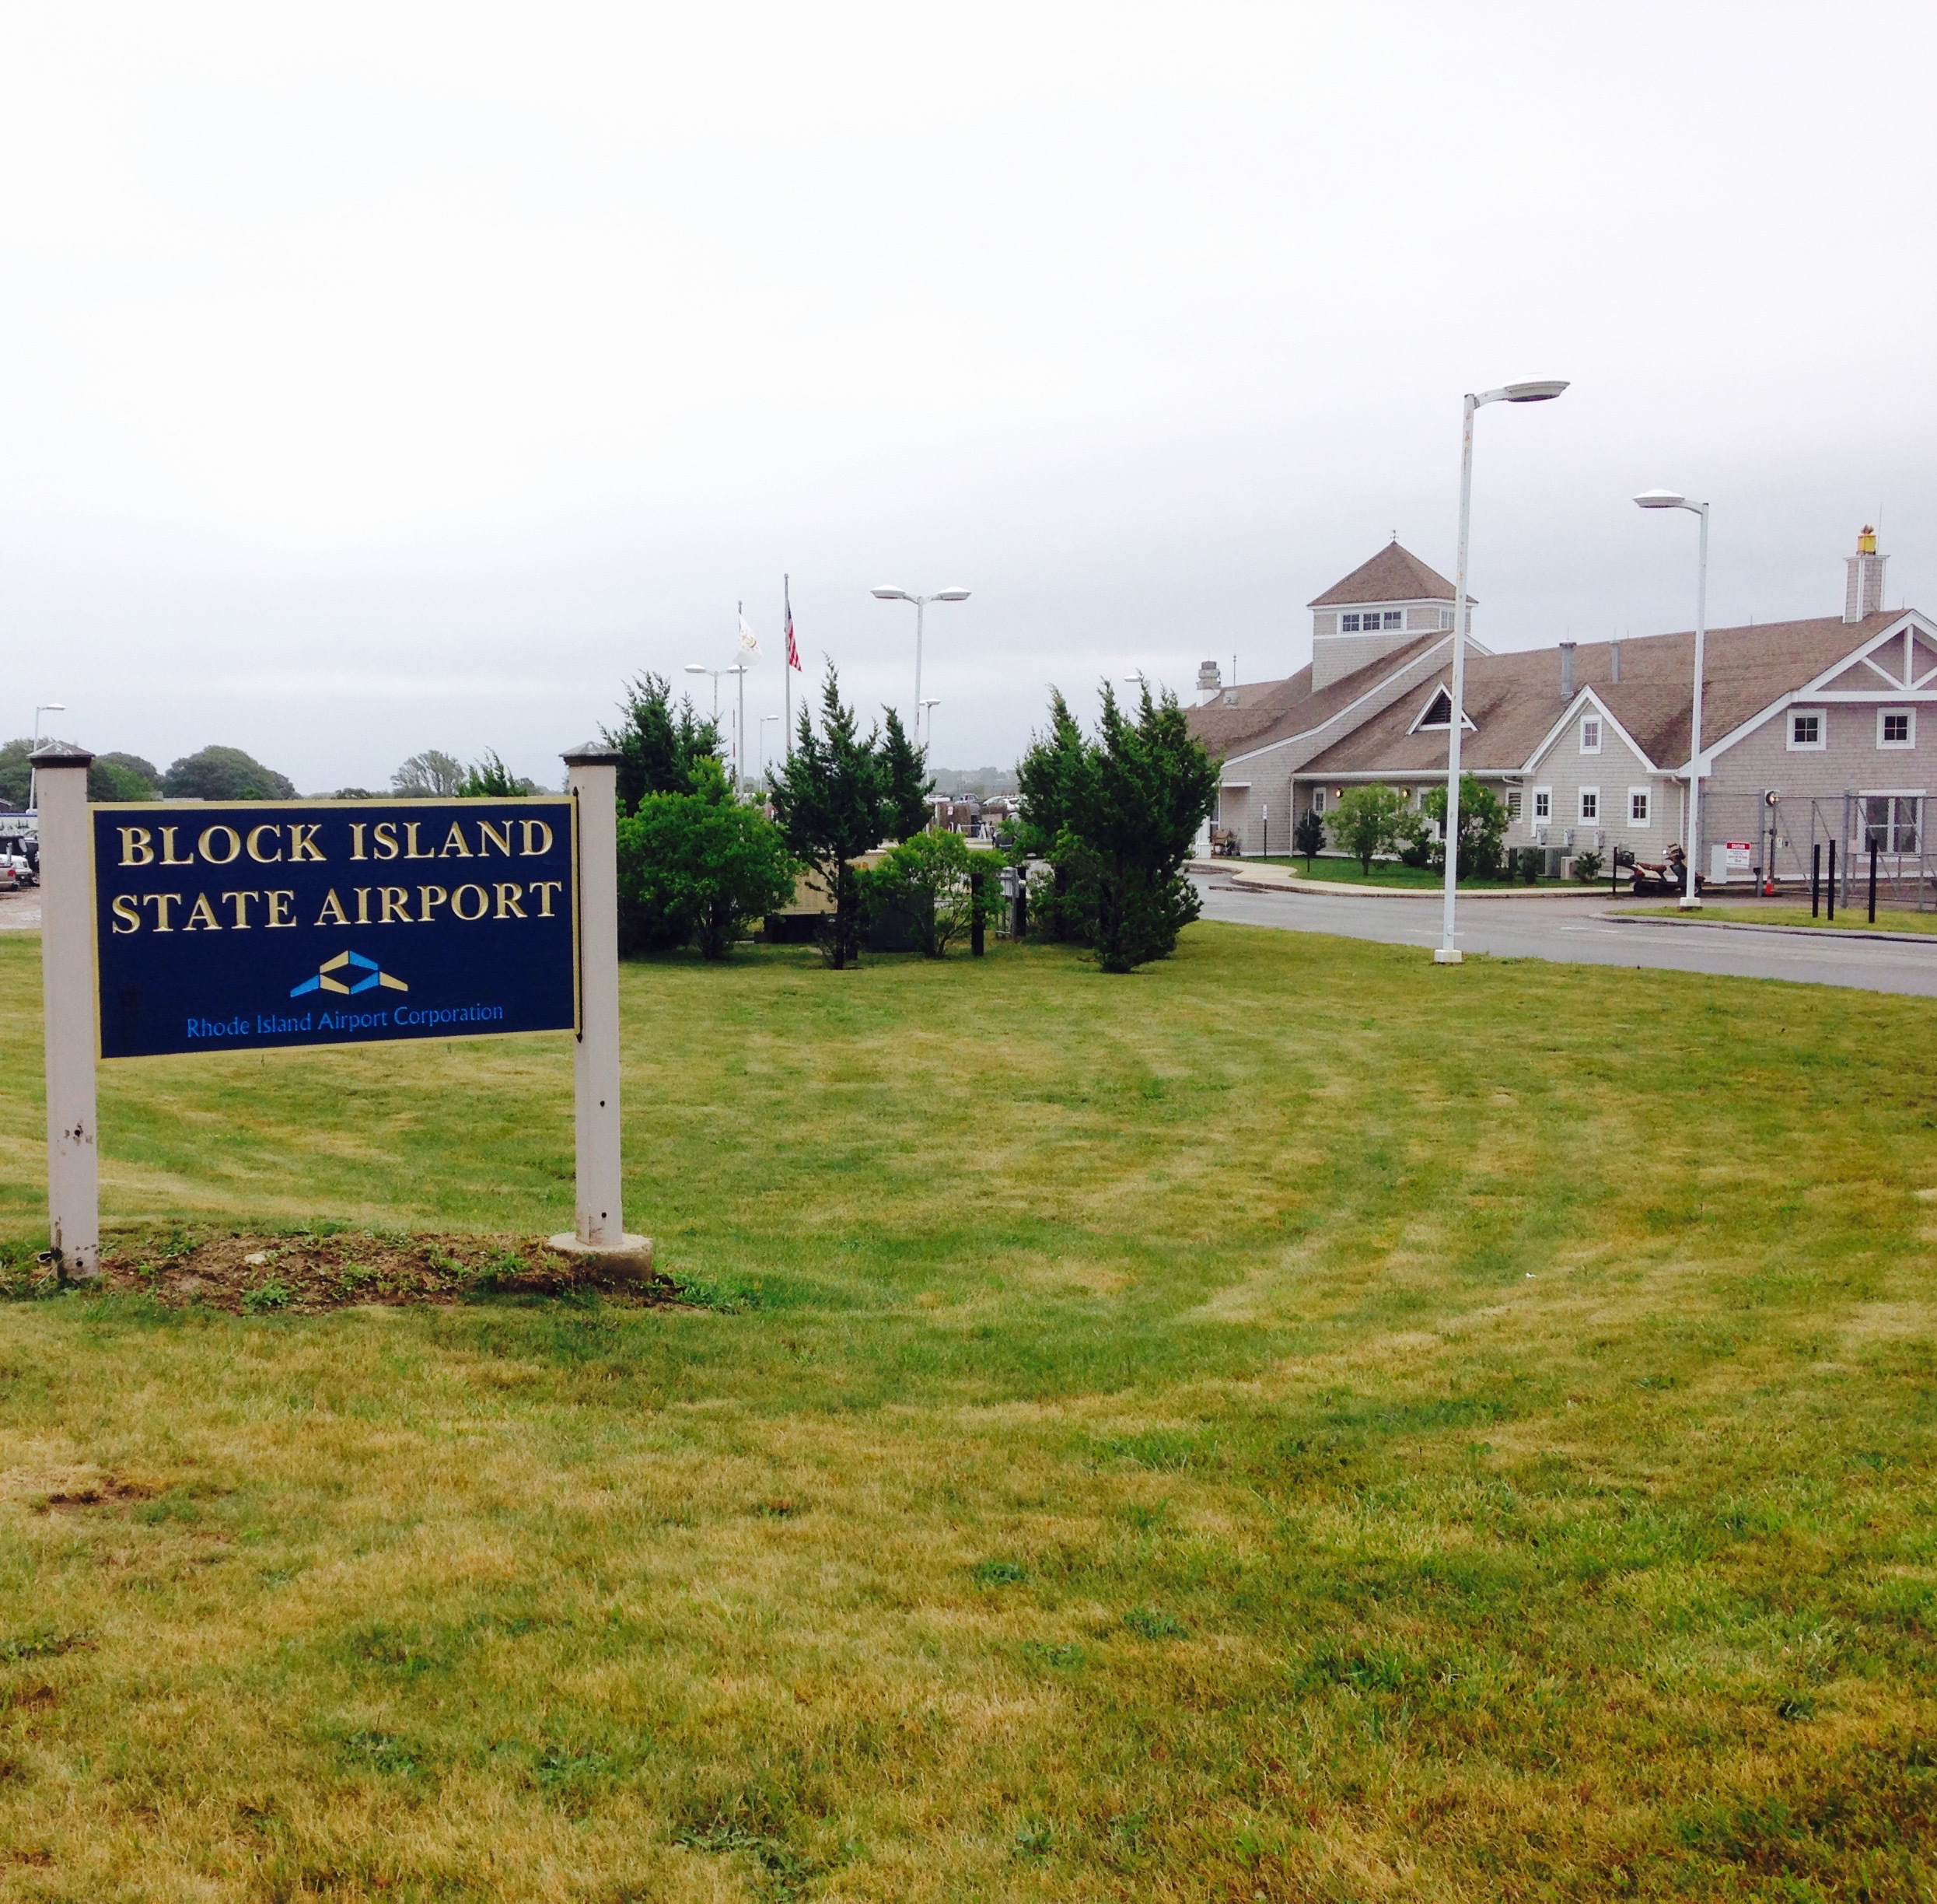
[1606,913,1937,947]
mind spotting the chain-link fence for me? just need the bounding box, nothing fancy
[1697,793,1935,912]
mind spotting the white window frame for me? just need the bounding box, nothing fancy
[1879,707,1915,749]
[1628,787,1652,826]
[1579,786,1600,823]
[1340,612,1362,632]
[1579,716,1603,754]
[1311,787,1327,814]
[1532,786,1551,821]
[1854,790,1924,855]
[1504,788,1523,821]
[1788,708,1827,751]
[1439,608,1453,630]
[1382,609,1402,630]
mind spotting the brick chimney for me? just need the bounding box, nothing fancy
[1559,641,1575,701]
[1844,525,1886,623]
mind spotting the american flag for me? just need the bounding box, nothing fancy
[784,579,800,670]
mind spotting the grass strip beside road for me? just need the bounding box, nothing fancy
[1243,854,1600,891]
[1637,903,1937,935]
[1,926,1934,1900]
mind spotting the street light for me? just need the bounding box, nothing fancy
[684,662,750,790]
[28,704,65,815]
[870,586,970,747]
[920,698,941,765]
[760,712,781,786]
[1634,487,1710,909]
[1436,379,1569,964]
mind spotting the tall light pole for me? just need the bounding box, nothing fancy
[28,704,65,815]
[684,663,749,789]
[1436,380,1569,965]
[920,697,940,761]
[760,712,781,786]
[870,586,969,747]
[1634,488,1710,909]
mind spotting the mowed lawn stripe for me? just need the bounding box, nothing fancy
[0,924,1932,1900]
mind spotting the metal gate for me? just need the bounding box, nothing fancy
[1704,793,1937,913]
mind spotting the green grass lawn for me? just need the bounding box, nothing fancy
[1248,855,1598,891]
[1640,904,1937,936]
[2,926,1935,1901]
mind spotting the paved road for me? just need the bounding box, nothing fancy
[1192,877,1937,997]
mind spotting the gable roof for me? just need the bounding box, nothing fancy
[1187,632,1449,763]
[1299,611,1908,778]
[1308,541,1460,608]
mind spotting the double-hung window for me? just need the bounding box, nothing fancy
[1628,788,1652,825]
[1341,612,1361,632]
[1532,788,1551,821]
[1382,610,1403,629]
[1579,787,1600,823]
[1859,795,1921,854]
[1579,717,1602,754]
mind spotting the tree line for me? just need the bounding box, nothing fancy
[601,666,1217,974]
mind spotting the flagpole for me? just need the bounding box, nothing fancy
[736,600,746,796]
[783,575,792,761]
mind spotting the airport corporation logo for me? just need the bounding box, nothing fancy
[289,950,410,999]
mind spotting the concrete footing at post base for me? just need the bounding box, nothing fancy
[547,1233,655,1279]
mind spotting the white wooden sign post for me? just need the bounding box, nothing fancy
[30,737,645,1281]
[34,743,100,1277]
[551,741,649,1269]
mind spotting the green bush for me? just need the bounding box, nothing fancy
[860,830,1002,957]
[1571,847,1604,882]
[1421,775,1508,881]
[616,761,799,959]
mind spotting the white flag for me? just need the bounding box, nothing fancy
[738,613,760,655]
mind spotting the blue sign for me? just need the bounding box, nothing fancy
[93,800,577,1059]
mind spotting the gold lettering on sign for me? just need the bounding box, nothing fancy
[110,894,142,933]
[477,820,512,857]
[246,825,281,863]
[288,824,325,863]
[418,885,449,922]
[314,890,351,928]
[184,893,222,931]
[519,820,554,857]
[493,882,526,919]
[349,823,369,860]
[223,891,263,929]
[265,891,297,927]
[118,828,155,866]
[372,822,399,861]
[528,880,563,917]
[158,828,195,867]
[355,887,372,925]
[440,822,471,857]
[452,884,489,921]
[199,827,243,866]
[403,823,434,859]
[378,887,411,923]
[142,893,184,931]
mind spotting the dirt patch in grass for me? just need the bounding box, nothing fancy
[80,1228,680,1314]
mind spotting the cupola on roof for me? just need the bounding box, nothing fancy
[1308,541,1460,608]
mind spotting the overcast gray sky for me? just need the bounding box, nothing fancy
[5,2,1932,790]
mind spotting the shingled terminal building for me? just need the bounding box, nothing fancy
[1187,530,1935,886]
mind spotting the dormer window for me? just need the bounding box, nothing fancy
[1339,610,1404,633]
